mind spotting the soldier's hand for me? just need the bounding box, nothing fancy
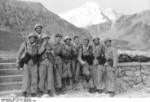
[81,61,86,65]
[104,62,108,66]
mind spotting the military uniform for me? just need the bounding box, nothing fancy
[17,33,39,96]
[104,38,118,96]
[71,43,81,82]
[62,44,73,78]
[53,42,63,91]
[93,43,105,92]
[78,44,94,90]
[38,34,54,96]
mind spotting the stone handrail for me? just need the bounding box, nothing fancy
[118,62,150,67]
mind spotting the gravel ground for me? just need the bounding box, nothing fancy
[2,87,150,98]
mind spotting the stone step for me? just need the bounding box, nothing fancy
[0,63,16,69]
[0,75,22,83]
[0,90,22,97]
[0,57,16,63]
[0,82,22,91]
[0,68,22,76]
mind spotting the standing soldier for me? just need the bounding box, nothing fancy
[93,37,106,93]
[78,38,95,93]
[34,23,43,94]
[53,33,64,95]
[104,38,118,97]
[38,33,54,97]
[61,36,73,90]
[16,32,39,97]
[72,36,82,85]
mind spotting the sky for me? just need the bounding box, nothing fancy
[23,0,150,14]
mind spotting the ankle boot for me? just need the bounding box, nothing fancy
[23,91,27,97]
[48,90,54,97]
[59,88,65,95]
[62,78,66,90]
[31,93,36,97]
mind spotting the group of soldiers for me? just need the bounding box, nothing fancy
[16,24,118,98]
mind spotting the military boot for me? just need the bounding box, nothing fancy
[31,93,36,97]
[59,88,65,95]
[48,90,54,97]
[23,91,27,97]
[55,88,60,95]
[109,91,116,97]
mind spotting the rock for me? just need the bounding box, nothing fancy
[125,71,134,77]
[116,78,130,92]
[131,67,136,71]
[142,69,150,75]
[125,67,131,70]
[41,94,49,98]
[120,67,126,72]
[130,76,136,82]
[135,76,142,84]
[121,76,130,82]
[142,75,147,81]
[135,66,141,70]
[133,83,144,91]
[145,76,150,87]
[118,72,124,77]
[142,66,148,69]
[128,81,134,87]
[134,71,141,76]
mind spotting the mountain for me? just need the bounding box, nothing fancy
[59,2,121,28]
[99,10,150,50]
[0,0,91,51]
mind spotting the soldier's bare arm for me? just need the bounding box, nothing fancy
[16,43,25,63]
[112,47,118,68]
[78,47,85,65]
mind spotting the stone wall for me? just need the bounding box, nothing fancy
[116,62,150,92]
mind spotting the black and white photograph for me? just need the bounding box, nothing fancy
[0,0,150,100]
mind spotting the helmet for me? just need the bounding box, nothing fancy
[41,33,50,39]
[93,37,100,42]
[64,36,71,42]
[28,32,37,39]
[104,38,112,43]
[34,23,42,30]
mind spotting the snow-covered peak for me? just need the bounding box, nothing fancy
[59,2,106,27]
[59,2,120,28]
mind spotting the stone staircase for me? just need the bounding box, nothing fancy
[0,58,22,96]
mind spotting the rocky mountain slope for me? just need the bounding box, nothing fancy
[60,2,150,50]
[0,0,91,51]
[100,10,150,50]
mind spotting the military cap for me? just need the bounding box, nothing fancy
[55,33,63,38]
